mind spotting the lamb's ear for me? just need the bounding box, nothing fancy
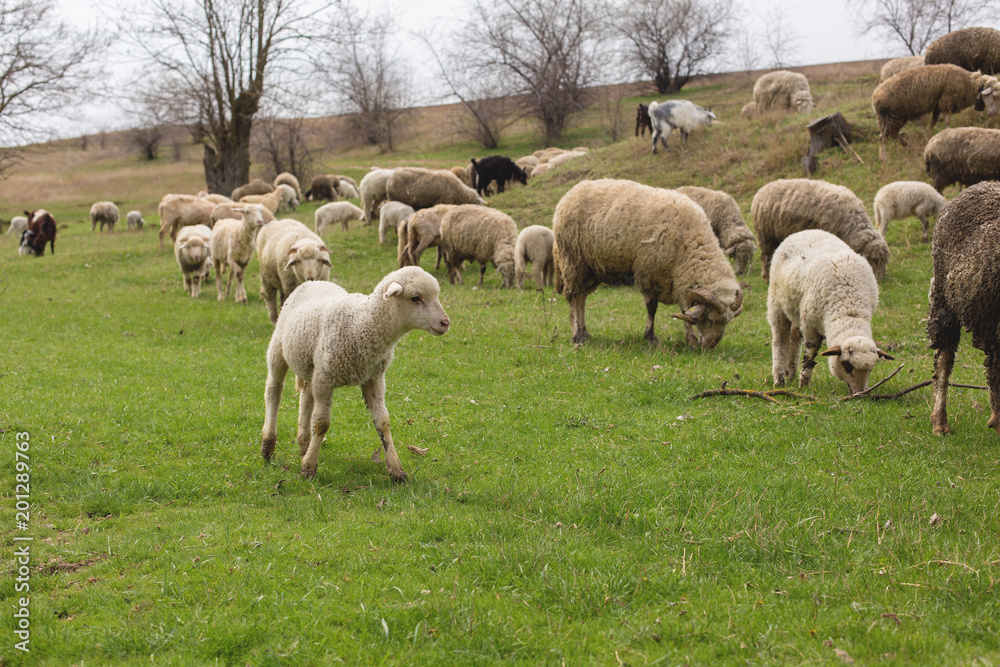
[820,346,842,357]
[877,348,895,360]
[284,247,299,269]
[384,281,403,299]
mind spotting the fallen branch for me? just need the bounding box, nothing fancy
[852,379,987,401]
[842,364,904,400]
[690,385,817,402]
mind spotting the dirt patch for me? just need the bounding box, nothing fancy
[36,555,103,576]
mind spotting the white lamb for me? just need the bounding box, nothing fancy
[377,201,415,244]
[256,218,331,324]
[260,267,451,482]
[315,201,365,234]
[873,181,948,243]
[126,210,145,231]
[174,224,213,298]
[515,225,554,290]
[768,229,894,395]
[275,183,299,212]
[6,216,28,237]
[338,180,360,199]
[647,100,717,153]
[211,205,269,303]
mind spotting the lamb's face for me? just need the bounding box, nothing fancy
[382,268,450,336]
[824,336,886,395]
[981,83,1000,115]
[180,238,208,265]
[286,243,331,283]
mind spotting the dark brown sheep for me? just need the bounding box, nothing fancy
[924,127,1000,193]
[928,181,1000,435]
[925,27,1000,75]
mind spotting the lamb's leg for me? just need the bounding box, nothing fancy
[435,247,443,271]
[567,288,590,344]
[532,261,544,291]
[261,282,280,324]
[183,273,193,297]
[301,379,333,479]
[261,347,288,461]
[786,326,803,381]
[769,310,792,386]
[478,262,487,287]
[296,380,314,457]
[931,345,956,435]
[918,213,930,243]
[214,259,226,301]
[230,260,246,304]
[363,375,407,483]
[643,295,660,345]
[798,330,821,387]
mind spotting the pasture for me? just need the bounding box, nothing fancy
[2,64,999,665]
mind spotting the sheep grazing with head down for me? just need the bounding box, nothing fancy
[274,172,302,201]
[211,205,269,303]
[924,27,1000,75]
[647,100,716,153]
[360,168,395,225]
[751,70,815,114]
[553,179,743,348]
[880,55,924,82]
[377,201,415,244]
[260,267,451,482]
[385,167,485,210]
[768,229,893,395]
[158,194,216,250]
[872,64,1000,160]
[928,181,1000,435]
[751,178,889,281]
[126,210,145,231]
[174,224,213,298]
[256,218,331,324]
[315,201,365,234]
[90,201,119,233]
[6,215,28,237]
[675,185,757,275]
[924,127,1000,193]
[873,181,947,243]
[397,204,450,269]
[515,225,554,290]
[439,205,518,288]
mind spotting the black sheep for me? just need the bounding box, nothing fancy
[470,156,527,197]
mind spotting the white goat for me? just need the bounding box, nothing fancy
[648,100,717,153]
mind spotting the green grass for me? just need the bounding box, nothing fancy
[2,71,1000,665]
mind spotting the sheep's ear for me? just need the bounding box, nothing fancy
[820,346,842,357]
[284,247,299,269]
[877,348,895,360]
[384,282,403,299]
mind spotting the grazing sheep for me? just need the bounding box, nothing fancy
[260,267,451,482]
[880,55,925,82]
[231,178,274,201]
[648,100,716,153]
[199,193,233,205]
[275,183,299,212]
[239,188,284,214]
[174,224,213,298]
[315,201,365,234]
[924,127,1000,192]
[439,205,518,288]
[274,172,302,200]
[158,194,216,250]
[385,167,485,211]
[359,168,395,225]
[515,225,554,290]
[6,215,28,237]
[925,27,1000,75]
[751,179,889,281]
[544,150,587,170]
[928,181,1000,434]
[377,201,415,244]
[397,205,450,269]
[872,64,1000,160]
[307,174,338,202]
[90,201,120,233]
[675,185,757,275]
[20,210,57,256]
[752,70,815,114]
[256,218,331,324]
[211,205,269,303]
[552,179,743,347]
[451,166,473,187]
[126,210,145,231]
[337,180,360,199]
[212,202,276,225]
[470,156,528,196]
[768,229,893,395]
[334,174,357,191]
[873,181,947,242]
[740,101,756,119]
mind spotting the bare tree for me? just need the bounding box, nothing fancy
[848,0,1000,55]
[761,3,801,68]
[610,0,734,94]
[127,0,322,194]
[458,0,606,145]
[0,0,103,172]
[252,112,319,181]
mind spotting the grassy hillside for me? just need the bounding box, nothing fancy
[2,64,999,665]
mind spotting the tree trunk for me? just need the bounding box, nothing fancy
[202,95,257,195]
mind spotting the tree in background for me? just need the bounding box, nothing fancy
[458,0,606,145]
[610,0,734,94]
[848,0,1000,55]
[251,110,319,182]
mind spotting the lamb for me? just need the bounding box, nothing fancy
[260,266,451,482]
[675,185,757,275]
[174,224,213,298]
[359,168,395,225]
[928,181,1000,434]
[385,167,485,210]
[90,201,119,233]
[126,210,145,231]
[315,201,365,234]
[275,183,299,211]
[740,101,756,119]
[871,64,1000,160]
[873,181,948,243]
[544,150,587,169]
[231,178,274,201]
[552,179,743,347]
[514,225,554,290]
[751,70,815,114]
[377,201,415,244]
[648,100,716,153]
[256,218,331,324]
[397,204,450,269]
[273,172,302,201]
[470,156,528,196]
[239,188,284,214]
[337,180,360,199]
[768,230,893,395]
[439,205,518,288]
[158,194,216,250]
[750,179,889,281]
[211,205,269,303]
[925,27,1000,75]
[307,174,338,202]
[335,174,358,191]
[6,216,27,237]
[924,127,1000,193]
[880,55,924,82]
[212,202,276,225]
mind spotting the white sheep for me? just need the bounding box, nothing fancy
[360,168,396,225]
[648,100,716,153]
[158,194,216,250]
[439,205,518,288]
[337,180,360,199]
[377,201,415,244]
[211,205,269,303]
[211,202,276,226]
[6,216,28,237]
[514,225,554,290]
[275,183,299,212]
[752,70,815,114]
[675,185,758,275]
[873,181,947,243]
[256,218,331,324]
[126,210,145,231]
[768,229,893,395]
[315,201,365,234]
[260,267,451,482]
[274,172,302,200]
[90,201,120,233]
[239,188,284,214]
[199,193,233,205]
[174,224,213,298]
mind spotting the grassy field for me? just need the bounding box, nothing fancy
[2,64,1000,665]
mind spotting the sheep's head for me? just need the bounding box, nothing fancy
[670,287,743,349]
[791,90,814,114]
[179,237,208,264]
[379,266,450,336]
[513,164,529,186]
[285,241,331,283]
[821,336,894,395]
[726,240,756,275]
[495,242,517,288]
[975,74,1000,114]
